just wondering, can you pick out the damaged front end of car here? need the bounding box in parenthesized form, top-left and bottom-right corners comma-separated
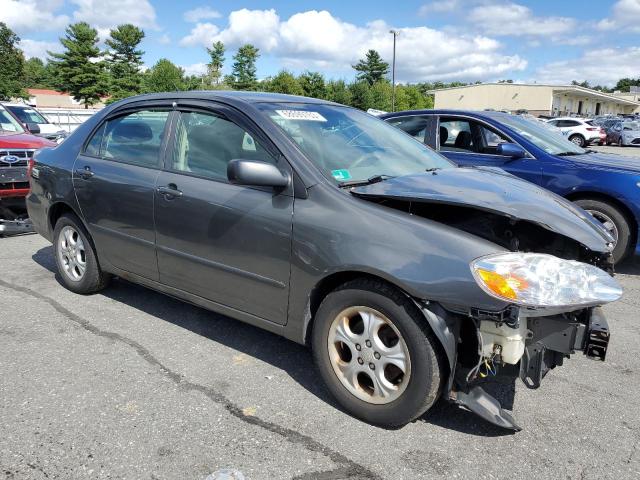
(351, 167, 623, 430)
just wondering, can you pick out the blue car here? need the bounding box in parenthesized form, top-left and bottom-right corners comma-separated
(381, 109, 640, 264)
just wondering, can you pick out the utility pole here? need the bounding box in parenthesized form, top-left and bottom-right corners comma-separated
(390, 29, 399, 112)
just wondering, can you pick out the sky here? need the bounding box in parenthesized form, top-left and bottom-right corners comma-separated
(2, 0, 639, 86)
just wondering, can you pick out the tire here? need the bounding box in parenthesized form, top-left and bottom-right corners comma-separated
(311, 278, 444, 427)
(569, 134, 585, 147)
(574, 199, 632, 264)
(618, 137, 624, 147)
(53, 213, 110, 293)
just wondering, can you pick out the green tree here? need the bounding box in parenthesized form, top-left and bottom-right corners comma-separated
(230, 44, 259, 90)
(24, 57, 47, 88)
(369, 80, 393, 111)
(348, 81, 372, 110)
(0, 22, 26, 100)
(614, 77, 640, 92)
(324, 79, 352, 105)
(207, 40, 225, 85)
(403, 84, 431, 110)
(298, 71, 326, 99)
(49, 22, 109, 107)
(353, 49, 389, 86)
(105, 24, 145, 102)
(265, 70, 303, 95)
(144, 58, 184, 92)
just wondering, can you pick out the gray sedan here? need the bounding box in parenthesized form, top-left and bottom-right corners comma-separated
(26, 92, 622, 430)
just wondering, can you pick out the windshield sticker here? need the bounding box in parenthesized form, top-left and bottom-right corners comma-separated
(242, 132, 257, 151)
(276, 110, 327, 122)
(331, 169, 352, 181)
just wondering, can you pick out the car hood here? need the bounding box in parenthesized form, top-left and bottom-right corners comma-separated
(568, 152, 640, 172)
(351, 166, 613, 253)
(0, 131, 56, 148)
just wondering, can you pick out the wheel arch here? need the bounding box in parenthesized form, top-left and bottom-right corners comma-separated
(48, 202, 96, 249)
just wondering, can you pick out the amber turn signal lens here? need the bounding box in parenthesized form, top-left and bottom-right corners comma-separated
(476, 269, 528, 300)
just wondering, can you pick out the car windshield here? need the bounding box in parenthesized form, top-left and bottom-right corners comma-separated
(256, 103, 454, 183)
(495, 113, 585, 155)
(0, 107, 25, 134)
(8, 106, 48, 124)
(623, 121, 640, 131)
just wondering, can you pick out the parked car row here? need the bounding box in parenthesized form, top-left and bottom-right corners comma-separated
(0, 102, 67, 143)
(25, 92, 623, 431)
(544, 117, 606, 147)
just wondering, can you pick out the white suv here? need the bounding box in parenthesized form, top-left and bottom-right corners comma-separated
(545, 117, 603, 147)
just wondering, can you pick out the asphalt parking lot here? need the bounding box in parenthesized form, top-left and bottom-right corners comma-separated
(592, 144, 640, 157)
(1, 234, 639, 480)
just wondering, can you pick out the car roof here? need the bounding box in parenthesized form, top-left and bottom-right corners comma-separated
(379, 109, 516, 122)
(0, 102, 32, 108)
(115, 90, 337, 106)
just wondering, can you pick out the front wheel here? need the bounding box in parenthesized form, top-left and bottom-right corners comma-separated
(618, 137, 624, 147)
(574, 199, 631, 264)
(312, 279, 444, 427)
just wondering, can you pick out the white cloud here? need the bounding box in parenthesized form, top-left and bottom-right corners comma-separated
(418, 0, 461, 15)
(469, 2, 576, 37)
(71, 0, 159, 31)
(0, 0, 69, 33)
(179, 22, 219, 47)
(178, 8, 526, 82)
(184, 6, 221, 23)
(597, 0, 640, 32)
(158, 34, 171, 45)
(535, 47, 640, 86)
(19, 39, 62, 59)
(181, 62, 208, 76)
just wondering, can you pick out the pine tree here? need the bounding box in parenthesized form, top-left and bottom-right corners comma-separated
(352, 50, 389, 86)
(49, 22, 109, 108)
(0, 22, 26, 100)
(207, 41, 225, 85)
(348, 81, 373, 111)
(266, 70, 303, 95)
(105, 24, 145, 102)
(325, 80, 352, 105)
(24, 58, 47, 88)
(230, 44, 259, 90)
(144, 59, 184, 92)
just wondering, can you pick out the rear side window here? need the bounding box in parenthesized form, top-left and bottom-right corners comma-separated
(386, 116, 428, 142)
(170, 111, 276, 181)
(439, 119, 474, 152)
(84, 110, 170, 168)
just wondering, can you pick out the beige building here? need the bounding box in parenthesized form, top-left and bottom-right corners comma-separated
(612, 87, 640, 113)
(25, 89, 107, 109)
(431, 83, 640, 117)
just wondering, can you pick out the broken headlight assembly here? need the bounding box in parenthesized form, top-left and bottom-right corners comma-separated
(470, 252, 622, 308)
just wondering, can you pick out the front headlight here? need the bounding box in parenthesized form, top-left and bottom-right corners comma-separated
(471, 253, 622, 307)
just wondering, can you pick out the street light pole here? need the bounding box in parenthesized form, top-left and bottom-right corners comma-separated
(390, 29, 399, 112)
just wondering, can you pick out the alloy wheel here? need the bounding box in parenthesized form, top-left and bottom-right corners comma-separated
(57, 225, 87, 281)
(327, 306, 411, 404)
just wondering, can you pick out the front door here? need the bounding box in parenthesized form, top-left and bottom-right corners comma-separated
(437, 116, 542, 185)
(73, 108, 171, 280)
(154, 107, 294, 324)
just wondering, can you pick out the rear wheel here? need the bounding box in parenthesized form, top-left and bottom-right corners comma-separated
(53, 213, 110, 293)
(312, 278, 444, 427)
(574, 199, 631, 264)
(569, 134, 585, 147)
(618, 137, 624, 147)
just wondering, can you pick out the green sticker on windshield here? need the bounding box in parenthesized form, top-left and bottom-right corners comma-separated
(331, 169, 352, 181)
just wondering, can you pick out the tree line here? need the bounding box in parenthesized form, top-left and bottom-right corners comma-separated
(3, 21, 638, 111)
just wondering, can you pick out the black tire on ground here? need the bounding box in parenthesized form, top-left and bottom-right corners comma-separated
(574, 198, 632, 264)
(311, 278, 444, 428)
(569, 134, 585, 147)
(618, 137, 624, 147)
(53, 213, 111, 294)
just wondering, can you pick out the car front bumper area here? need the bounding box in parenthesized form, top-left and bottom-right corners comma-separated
(450, 306, 610, 431)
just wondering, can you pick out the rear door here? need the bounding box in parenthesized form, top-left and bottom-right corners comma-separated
(437, 116, 542, 185)
(154, 104, 294, 324)
(73, 106, 172, 280)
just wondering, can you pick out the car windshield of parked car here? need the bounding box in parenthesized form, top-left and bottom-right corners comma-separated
(257, 103, 454, 183)
(0, 107, 25, 134)
(496, 113, 585, 156)
(9, 106, 48, 125)
(623, 121, 640, 131)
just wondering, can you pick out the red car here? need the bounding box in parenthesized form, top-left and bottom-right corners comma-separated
(1, 105, 55, 235)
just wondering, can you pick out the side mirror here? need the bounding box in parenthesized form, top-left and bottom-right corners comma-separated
(227, 159, 289, 188)
(25, 122, 40, 134)
(495, 142, 526, 159)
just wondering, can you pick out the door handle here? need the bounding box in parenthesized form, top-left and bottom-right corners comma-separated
(75, 167, 94, 179)
(157, 184, 183, 198)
